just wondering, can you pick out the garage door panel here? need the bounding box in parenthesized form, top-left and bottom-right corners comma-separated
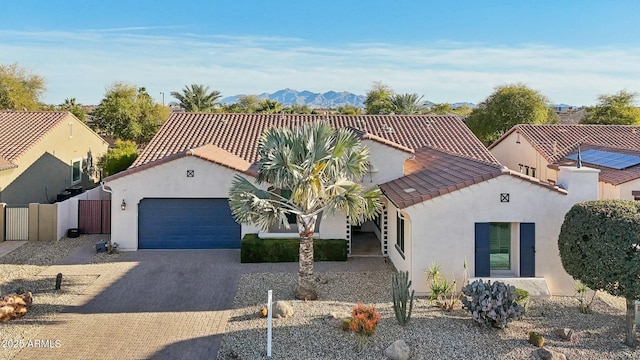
(138, 198, 240, 249)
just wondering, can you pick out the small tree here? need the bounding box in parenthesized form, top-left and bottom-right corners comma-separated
(466, 83, 558, 144)
(581, 90, 640, 125)
(97, 140, 138, 177)
(558, 200, 640, 346)
(0, 63, 46, 110)
(364, 82, 394, 115)
(229, 122, 382, 300)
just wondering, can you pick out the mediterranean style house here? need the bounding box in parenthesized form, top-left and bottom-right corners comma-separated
(489, 124, 640, 200)
(104, 113, 600, 295)
(0, 111, 108, 204)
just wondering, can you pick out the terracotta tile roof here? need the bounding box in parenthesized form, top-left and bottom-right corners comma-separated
(490, 124, 640, 162)
(553, 145, 640, 185)
(133, 113, 495, 167)
(379, 147, 505, 209)
(0, 111, 71, 165)
(105, 144, 257, 182)
(0, 155, 17, 171)
(381, 146, 567, 209)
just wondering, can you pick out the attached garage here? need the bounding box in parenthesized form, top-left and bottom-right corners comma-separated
(138, 198, 240, 249)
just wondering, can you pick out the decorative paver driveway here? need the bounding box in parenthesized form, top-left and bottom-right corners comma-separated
(13, 250, 240, 360)
(12, 248, 386, 359)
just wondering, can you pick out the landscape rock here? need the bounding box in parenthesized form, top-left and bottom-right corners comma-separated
(384, 339, 411, 360)
(531, 348, 567, 360)
(272, 301, 294, 318)
(554, 328, 577, 342)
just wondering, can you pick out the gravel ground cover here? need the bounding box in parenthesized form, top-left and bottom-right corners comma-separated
(0, 237, 100, 360)
(218, 265, 639, 360)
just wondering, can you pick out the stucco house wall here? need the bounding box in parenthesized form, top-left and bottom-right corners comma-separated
(107, 155, 348, 250)
(388, 167, 599, 296)
(359, 139, 408, 185)
(0, 114, 107, 204)
(618, 180, 640, 200)
(489, 132, 554, 182)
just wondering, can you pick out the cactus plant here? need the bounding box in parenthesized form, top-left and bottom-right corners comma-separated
(529, 331, 545, 347)
(392, 271, 415, 325)
(461, 279, 525, 328)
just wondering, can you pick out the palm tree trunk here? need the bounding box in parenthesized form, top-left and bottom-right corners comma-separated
(625, 298, 637, 347)
(295, 216, 318, 300)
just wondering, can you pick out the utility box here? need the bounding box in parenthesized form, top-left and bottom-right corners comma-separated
(95, 240, 107, 253)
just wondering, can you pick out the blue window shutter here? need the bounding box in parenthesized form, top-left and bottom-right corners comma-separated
(474, 223, 490, 277)
(520, 223, 536, 277)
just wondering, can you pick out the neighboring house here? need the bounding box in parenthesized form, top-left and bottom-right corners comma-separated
(0, 111, 108, 204)
(489, 124, 640, 200)
(104, 113, 599, 296)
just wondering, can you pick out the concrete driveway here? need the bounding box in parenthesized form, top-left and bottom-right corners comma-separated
(14, 249, 242, 360)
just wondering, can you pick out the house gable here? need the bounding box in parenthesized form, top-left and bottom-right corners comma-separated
(0, 111, 108, 203)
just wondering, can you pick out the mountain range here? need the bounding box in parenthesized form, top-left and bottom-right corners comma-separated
(220, 88, 476, 109)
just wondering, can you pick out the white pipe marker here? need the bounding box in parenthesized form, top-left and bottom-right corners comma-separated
(267, 289, 273, 357)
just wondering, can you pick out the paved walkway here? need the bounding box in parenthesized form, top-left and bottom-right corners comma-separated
(13, 248, 386, 359)
(0, 240, 27, 258)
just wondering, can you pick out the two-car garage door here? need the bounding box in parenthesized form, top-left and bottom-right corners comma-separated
(138, 198, 240, 249)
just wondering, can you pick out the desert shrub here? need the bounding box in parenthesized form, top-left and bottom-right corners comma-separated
(514, 288, 530, 312)
(348, 302, 380, 352)
(461, 279, 525, 328)
(574, 280, 597, 314)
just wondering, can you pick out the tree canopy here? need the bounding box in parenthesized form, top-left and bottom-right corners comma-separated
(228, 122, 382, 299)
(93, 82, 169, 143)
(466, 84, 558, 144)
(58, 98, 86, 122)
(390, 93, 425, 114)
(558, 200, 640, 346)
(581, 90, 640, 125)
(170, 84, 222, 112)
(97, 139, 138, 177)
(364, 82, 395, 114)
(0, 63, 46, 110)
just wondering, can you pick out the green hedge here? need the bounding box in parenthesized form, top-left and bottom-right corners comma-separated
(241, 234, 348, 263)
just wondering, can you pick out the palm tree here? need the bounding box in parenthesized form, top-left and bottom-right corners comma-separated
(229, 122, 382, 300)
(170, 84, 222, 112)
(390, 93, 426, 114)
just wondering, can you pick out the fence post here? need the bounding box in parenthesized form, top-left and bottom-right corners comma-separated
(0, 203, 5, 242)
(28, 203, 39, 241)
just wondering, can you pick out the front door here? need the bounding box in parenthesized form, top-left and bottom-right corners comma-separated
(519, 223, 535, 277)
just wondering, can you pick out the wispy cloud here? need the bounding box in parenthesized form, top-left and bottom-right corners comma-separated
(0, 29, 638, 105)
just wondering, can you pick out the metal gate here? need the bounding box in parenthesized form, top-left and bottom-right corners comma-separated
(78, 200, 111, 234)
(5, 205, 29, 240)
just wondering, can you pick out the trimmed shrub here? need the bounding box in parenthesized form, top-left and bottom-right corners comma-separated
(461, 279, 525, 328)
(240, 234, 348, 263)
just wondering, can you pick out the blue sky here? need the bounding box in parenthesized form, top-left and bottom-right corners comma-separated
(1, 0, 639, 106)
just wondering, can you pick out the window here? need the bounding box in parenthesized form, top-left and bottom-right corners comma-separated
(396, 214, 405, 255)
(490, 223, 510, 270)
(531, 168, 536, 178)
(71, 159, 82, 184)
(280, 189, 297, 224)
(374, 214, 382, 230)
(518, 164, 524, 173)
(524, 166, 530, 176)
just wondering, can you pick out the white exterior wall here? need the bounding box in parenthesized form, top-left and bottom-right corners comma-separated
(386, 200, 411, 274)
(490, 133, 554, 182)
(359, 139, 409, 185)
(106, 156, 261, 250)
(107, 156, 351, 250)
(618, 180, 640, 200)
(399, 168, 599, 296)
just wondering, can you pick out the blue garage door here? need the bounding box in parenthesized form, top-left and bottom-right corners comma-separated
(138, 198, 240, 249)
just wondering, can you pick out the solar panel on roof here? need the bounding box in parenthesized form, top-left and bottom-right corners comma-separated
(566, 149, 640, 170)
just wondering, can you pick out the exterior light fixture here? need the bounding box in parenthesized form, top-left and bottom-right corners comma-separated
(121, 199, 127, 211)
